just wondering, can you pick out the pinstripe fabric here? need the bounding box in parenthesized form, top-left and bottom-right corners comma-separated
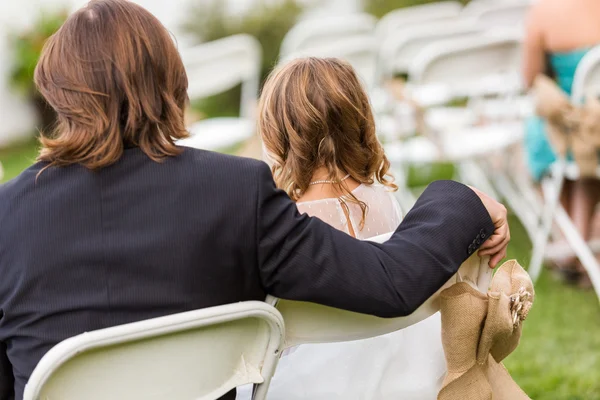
(0, 146, 494, 400)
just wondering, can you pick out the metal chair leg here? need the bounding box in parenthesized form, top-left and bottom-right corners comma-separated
(554, 205, 600, 304)
(529, 163, 566, 281)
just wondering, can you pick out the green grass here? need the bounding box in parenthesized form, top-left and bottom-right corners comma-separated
(0, 138, 39, 183)
(1, 143, 599, 399)
(505, 270, 600, 399)
(0, 138, 246, 184)
(503, 214, 600, 400)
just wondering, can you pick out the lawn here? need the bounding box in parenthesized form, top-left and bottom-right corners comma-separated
(0, 138, 39, 183)
(503, 214, 600, 400)
(1, 140, 599, 399)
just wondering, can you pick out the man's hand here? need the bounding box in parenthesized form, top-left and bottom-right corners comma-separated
(468, 186, 510, 269)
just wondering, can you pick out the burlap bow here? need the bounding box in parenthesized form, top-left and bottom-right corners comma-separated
(438, 259, 534, 400)
(534, 74, 600, 177)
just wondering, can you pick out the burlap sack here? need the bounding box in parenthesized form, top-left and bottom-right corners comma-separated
(533, 74, 600, 177)
(581, 95, 600, 148)
(533, 74, 575, 158)
(438, 260, 534, 400)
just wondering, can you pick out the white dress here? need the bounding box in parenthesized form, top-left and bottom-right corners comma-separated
(237, 184, 446, 400)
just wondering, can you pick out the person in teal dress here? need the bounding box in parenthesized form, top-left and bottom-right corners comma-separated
(523, 0, 600, 287)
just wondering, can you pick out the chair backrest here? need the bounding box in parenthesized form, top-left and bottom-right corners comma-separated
(463, 1, 531, 28)
(24, 302, 284, 400)
(408, 34, 523, 101)
(571, 45, 600, 105)
(279, 13, 377, 59)
(379, 20, 482, 78)
(376, 1, 463, 40)
(181, 34, 262, 119)
(268, 232, 492, 349)
(282, 35, 379, 90)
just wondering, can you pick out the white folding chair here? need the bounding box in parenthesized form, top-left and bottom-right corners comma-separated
(379, 20, 483, 81)
(278, 12, 385, 110)
(385, 35, 536, 242)
(267, 232, 493, 350)
(279, 13, 377, 59)
(528, 46, 600, 302)
(23, 302, 284, 400)
(177, 34, 262, 152)
(385, 34, 525, 167)
(408, 34, 534, 230)
(375, 1, 464, 41)
(408, 34, 523, 103)
(418, 36, 533, 222)
(462, 0, 531, 30)
(376, 21, 484, 142)
(281, 35, 379, 91)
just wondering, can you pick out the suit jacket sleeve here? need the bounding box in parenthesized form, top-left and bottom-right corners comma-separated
(255, 163, 495, 318)
(0, 339, 14, 400)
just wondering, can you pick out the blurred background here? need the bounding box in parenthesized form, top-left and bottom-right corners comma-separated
(0, 1, 599, 399)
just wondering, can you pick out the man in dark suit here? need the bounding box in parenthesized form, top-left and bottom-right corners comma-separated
(0, 1, 509, 399)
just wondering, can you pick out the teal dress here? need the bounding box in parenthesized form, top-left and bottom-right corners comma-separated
(525, 49, 590, 181)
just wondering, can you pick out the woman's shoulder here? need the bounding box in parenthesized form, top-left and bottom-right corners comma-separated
(352, 182, 398, 200)
(297, 182, 396, 204)
(296, 183, 400, 216)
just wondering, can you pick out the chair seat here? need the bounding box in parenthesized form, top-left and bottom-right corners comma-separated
(385, 136, 441, 164)
(425, 107, 477, 132)
(425, 97, 533, 133)
(408, 84, 453, 107)
(471, 95, 534, 120)
(376, 115, 400, 142)
(387, 102, 418, 138)
(179, 117, 255, 151)
(440, 122, 524, 161)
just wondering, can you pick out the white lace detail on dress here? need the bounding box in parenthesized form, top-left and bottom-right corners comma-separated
(296, 184, 403, 239)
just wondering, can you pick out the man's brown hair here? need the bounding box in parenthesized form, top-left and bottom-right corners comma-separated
(34, 0, 189, 170)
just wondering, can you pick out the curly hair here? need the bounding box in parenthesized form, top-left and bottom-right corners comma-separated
(258, 57, 396, 228)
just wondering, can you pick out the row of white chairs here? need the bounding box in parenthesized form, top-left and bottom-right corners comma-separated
(176, 0, 533, 153)
(177, 34, 262, 152)
(280, 0, 530, 83)
(24, 233, 493, 400)
(376, 0, 531, 41)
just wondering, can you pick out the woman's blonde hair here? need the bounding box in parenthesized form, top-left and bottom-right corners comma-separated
(258, 57, 396, 228)
(34, 0, 189, 171)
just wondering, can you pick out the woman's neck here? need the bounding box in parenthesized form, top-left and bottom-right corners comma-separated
(309, 167, 342, 182)
(297, 167, 360, 203)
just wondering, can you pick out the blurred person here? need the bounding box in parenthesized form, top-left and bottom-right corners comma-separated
(0, 1, 510, 399)
(523, 0, 600, 287)
(244, 57, 446, 399)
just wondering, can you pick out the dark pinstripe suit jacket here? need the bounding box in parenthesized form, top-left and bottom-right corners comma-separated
(0, 147, 494, 400)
